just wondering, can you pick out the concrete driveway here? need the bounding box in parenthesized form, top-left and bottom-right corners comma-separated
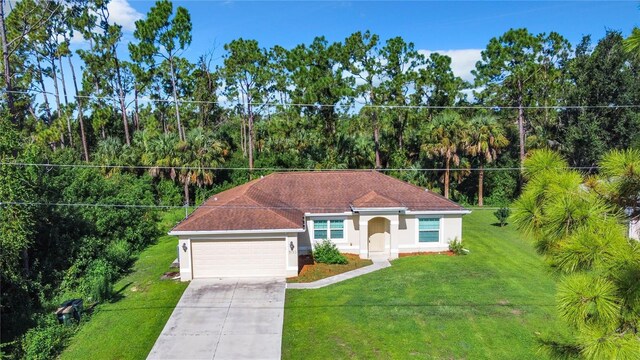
(147, 278, 286, 360)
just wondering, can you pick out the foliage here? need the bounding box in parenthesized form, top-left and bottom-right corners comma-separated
(312, 239, 348, 265)
(493, 207, 511, 227)
(513, 149, 640, 358)
(59, 210, 189, 360)
(156, 179, 183, 206)
(448, 238, 466, 255)
(105, 240, 134, 273)
(21, 319, 76, 360)
(80, 259, 114, 303)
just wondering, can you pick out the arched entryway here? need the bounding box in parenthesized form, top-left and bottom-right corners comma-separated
(368, 217, 390, 255)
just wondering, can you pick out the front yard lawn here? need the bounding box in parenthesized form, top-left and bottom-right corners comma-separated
(282, 210, 570, 359)
(60, 210, 188, 360)
(287, 254, 373, 283)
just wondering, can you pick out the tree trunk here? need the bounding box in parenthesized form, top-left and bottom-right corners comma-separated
(0, 1, 16, 121)
(247, 99, 254, 171)
(373, 113, 381, 169)
(239, 93, 246, 157)
(134, 86, 140, 130)
(58, 55, 73, 146)
(50, 56, 62, 119)
(69, 56, 89, 162)
(517, 79, 525, 164)
(183, 178, 190, 207)
(36, 55, 52, 121)
(370, 89, 381, 169)
(169, 57, 184, 141)
(113, 51, 130, 145)
(58, 56, 69, 106)
(444, 155, 450, 199)
(478, 165, 484, 207)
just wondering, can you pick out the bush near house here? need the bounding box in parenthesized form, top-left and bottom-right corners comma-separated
(313, 239, 348, 264)
(448, 238, 466, 255)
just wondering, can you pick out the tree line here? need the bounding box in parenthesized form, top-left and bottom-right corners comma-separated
(2, 0, 638, 204)
(1, 0, 639, 358)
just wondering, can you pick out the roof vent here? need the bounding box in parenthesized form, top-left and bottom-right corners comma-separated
(214, 197, 218, 201)
(261, 175, 264, 178)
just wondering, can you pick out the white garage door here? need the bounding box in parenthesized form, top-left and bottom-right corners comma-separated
(191, 239, 286, 278)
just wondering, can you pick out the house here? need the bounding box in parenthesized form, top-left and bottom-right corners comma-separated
(169, 171, 470, 280)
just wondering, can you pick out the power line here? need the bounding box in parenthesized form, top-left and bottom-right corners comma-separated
(0, 201, 504, 211)
(5, 90, 640, 110)
(0, 162, 599, 172)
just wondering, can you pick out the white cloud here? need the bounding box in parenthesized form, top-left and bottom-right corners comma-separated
(418, 49, 482, 83)
(107, 0, 143, 32)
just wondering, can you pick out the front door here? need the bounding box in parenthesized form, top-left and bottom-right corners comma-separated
(368, 218, 386, 252)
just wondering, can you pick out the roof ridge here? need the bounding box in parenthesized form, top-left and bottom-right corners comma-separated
(267, 170, 377, 176)
(371, 171, 464, 209)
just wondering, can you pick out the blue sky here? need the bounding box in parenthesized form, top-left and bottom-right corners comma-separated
(112, 0, 639, 81)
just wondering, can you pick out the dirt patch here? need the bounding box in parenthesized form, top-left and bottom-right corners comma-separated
(510, 309, 523, 316)
(298, 254, 315, 273)
(160, 271, 180, 280)
(288, 254, 373, 283)
(399, 251, 455, 257)
(498, 299, 510, 305)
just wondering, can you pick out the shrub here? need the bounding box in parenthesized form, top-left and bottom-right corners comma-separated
(21, 320, 75, 360)
(449, 238, 467, 255)
(105, 239, 133, 273)
(313, 239, 348, 264)
(494, 207, 511, 227)
(81, 259, 114, 303)
(156, 179, 182, 206)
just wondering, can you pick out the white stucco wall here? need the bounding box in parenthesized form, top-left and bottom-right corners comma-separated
(304, 212, 467, 259)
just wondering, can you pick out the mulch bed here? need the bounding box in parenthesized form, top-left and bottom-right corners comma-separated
(399, 251, 455, 257)
(287, 254, 373, 283)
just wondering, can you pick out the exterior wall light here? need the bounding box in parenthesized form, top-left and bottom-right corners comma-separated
(289, 241, 295, 251)
(182, 243, 188, 252)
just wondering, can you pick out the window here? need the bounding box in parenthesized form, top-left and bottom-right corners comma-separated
(314, 220, 344, 240)
(419, 218, 440, 242)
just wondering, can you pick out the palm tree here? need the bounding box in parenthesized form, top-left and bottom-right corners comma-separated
(145, 132, 181, 182)
(466, 115, 509, 206)
(623, 27, 640, 58)
(93, 137, 123, 176)
(421, 111, 468, 199)
(178, 128, 228, 205)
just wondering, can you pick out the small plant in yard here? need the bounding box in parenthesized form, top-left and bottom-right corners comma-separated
(494, 207, 511, 227)
(448, 238, 467, 255)
(313, 239, 347, 264)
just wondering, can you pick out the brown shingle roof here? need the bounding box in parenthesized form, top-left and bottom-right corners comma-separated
(172, 171, 465, 232)
(351, 191, 404, 208)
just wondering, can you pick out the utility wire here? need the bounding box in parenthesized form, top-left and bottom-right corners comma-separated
(4, 90, 640, 110)
(0, 162, 598, 172)
(0, 201, 504, 211)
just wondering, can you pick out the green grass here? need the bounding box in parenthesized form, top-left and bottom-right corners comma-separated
(282, 211, 570, 359)
(60, 210, 188, 360)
